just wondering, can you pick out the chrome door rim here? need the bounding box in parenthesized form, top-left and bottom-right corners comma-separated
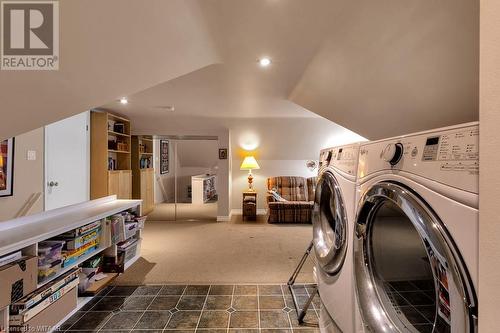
(354, 181, 477, 333)
(312, 170, 348, 276)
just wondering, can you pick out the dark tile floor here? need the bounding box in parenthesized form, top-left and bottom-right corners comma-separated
(385, 280, 436, 333)
(60, 284, 320, 333)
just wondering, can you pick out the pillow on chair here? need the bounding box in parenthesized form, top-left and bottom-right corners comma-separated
(268, 188, 287, 202)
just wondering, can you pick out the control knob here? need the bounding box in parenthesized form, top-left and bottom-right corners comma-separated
(381, 143, 404, 166)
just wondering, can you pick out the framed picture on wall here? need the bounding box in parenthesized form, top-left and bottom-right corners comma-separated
(160, 139, 169, 174)
(219, 148, 227, 160)
(0, 138, 14, 197)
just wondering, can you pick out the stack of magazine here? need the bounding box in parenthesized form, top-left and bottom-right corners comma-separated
(9, 267, 81, 326)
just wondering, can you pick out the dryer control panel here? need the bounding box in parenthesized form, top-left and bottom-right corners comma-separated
(358, 123, 478, 194)
(319, 143, 360, 177)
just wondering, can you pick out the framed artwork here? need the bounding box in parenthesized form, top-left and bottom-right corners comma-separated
(219, 148, 227, 160)
(160, 139, 169, 174)
(0, 138, 14, 197)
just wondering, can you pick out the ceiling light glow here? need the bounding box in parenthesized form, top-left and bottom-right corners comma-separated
(259, 57, 271, 67)
(119, 97, 128, 105)
(239, 131, 260, 151)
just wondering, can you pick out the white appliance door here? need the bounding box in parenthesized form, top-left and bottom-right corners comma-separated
(45, 112, 90, 210)
(313, 170, 348, 275)
(354, 182, 477, 333)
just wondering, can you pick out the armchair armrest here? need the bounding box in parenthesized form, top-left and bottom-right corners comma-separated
(266, 194, 277, 203)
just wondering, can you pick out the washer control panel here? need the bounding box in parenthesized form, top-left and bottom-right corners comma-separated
(358, 124, 478, 193)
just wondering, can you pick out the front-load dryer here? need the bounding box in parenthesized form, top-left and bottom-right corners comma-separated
(354, 122, 478, 333)
(314, 143, 362, 333)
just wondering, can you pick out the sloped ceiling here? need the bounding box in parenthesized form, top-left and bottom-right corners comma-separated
(103, 0, 478, 140)
(101, 0, 338, 123)
(0, 0, 219, 140)
(1, 0, 478, 140)
(176, 140, 218, 168)
(290, 0, 479, 139)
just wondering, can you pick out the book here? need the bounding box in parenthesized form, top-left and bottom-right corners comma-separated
(110, 215, 126, 244)
(64, 227, 101, 250)
(62, 240, 99, 267)
(0, 250, 22, 267)
(10, 267, 81, 314)
(63, 246, 98, 267)
(58, 220, 102, 238)
(9, 278, 79, 325)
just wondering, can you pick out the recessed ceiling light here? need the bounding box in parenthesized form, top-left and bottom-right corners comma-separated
(259, 57, 272, 67)
(119, 97, 128, 105)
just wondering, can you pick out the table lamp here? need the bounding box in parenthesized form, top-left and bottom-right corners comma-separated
(240, 156, 260, 191)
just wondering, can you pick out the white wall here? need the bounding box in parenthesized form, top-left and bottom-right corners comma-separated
(229, 117, 365, 211)
(479, 1, 500, 331)
(0, 128, 44, 221)
(232, 159, 317, 210)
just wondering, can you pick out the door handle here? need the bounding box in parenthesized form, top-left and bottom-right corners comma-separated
(48, 181, 59, 187)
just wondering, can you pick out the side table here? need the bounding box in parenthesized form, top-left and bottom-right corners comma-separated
(242, 191, 257, 220)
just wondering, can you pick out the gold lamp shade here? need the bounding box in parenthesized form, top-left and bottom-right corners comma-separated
(240, 156, 260, 190)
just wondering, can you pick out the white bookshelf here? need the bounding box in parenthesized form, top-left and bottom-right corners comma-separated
(0, 195, 143, 333)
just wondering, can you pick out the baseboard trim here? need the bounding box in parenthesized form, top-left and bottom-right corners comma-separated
(217, 210, 233, 222)
(217, 215, 231, 222)
(230, 209, 268, 216)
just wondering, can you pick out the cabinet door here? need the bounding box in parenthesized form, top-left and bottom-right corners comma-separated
(140, 169, 154, 213)
(118, 171, 132, 199)
(108, 171, 120, 198)
(146, 169, 154, 212)
(140, 170, 147, 202)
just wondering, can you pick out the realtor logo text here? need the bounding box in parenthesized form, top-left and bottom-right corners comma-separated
(1, 0, 59, 70)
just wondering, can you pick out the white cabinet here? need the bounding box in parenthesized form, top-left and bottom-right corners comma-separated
(191, 174, 217, 204)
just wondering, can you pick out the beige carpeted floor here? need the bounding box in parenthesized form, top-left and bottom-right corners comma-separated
(114, 214, 315, 285)
(147, 202, 218, 222)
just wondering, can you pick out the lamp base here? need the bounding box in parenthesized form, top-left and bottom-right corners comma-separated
(247, 171, 254, 191)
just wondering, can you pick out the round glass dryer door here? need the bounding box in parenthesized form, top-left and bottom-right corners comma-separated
(313, 170, 348, 276)
(354, 182, 477, 333)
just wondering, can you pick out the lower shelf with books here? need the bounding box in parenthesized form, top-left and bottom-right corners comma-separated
(0, 196, 145, 333)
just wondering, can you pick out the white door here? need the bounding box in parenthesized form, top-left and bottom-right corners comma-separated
(45, 112, 90, 210)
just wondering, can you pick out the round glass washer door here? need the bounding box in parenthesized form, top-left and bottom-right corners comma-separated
(354, 182, 477, 333)
(312, 170, 348, 276)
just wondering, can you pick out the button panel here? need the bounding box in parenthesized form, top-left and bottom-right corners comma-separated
(358, 123, 479, 194)
(422, 127, 479, 162)
(319, 144, 360, 176)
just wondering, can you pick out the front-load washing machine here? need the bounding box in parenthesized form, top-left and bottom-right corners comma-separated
(354, 122, 478, 333)
(314, 143, 362, 333)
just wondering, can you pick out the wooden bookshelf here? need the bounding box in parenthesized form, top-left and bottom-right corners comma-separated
(131, 136, 154, 214)
(91, 111, 132, 199)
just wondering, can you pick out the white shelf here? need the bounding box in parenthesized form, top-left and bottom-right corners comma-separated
(0, 195, 144, 332)
(0, 196, 142, 257)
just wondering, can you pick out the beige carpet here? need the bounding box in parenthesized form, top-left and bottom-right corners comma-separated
(147, 202, 218, 222)
(114, 215, 315, 285)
